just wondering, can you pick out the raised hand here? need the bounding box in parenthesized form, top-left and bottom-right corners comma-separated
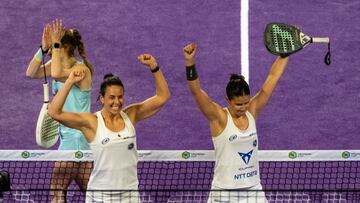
(137, 54, 158, 70)
(183, 43, 197, 66)
(68, 69, 86, 84)
(50, 19, 64, 44)
(42, 24, 51, 52)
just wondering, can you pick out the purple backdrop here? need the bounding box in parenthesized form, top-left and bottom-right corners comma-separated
(0, 0, 359, 150)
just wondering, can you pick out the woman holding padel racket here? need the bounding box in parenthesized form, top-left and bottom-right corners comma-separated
(183, 42, 290, 203)
(26, 19, 94, 202)
(182, 22, 329, 203)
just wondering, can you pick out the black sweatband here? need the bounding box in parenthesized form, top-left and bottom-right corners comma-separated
(151, 66, 160, 73)
(186, 64, 198, 81)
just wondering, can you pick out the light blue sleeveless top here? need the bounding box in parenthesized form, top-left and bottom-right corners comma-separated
(52, 61, 91, 150)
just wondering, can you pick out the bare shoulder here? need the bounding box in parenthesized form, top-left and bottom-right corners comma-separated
(122, 104, 138, 120)
(82, 112, 98, 122)
(247, 97, 257, 119)
(72, 63, 90, 72)
(214, 106, 228, 125)
(82, 112, 98, 129)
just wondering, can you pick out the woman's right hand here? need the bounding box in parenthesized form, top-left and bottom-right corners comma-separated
(41, 24, 51, 52)
(67, 69, 86, 84)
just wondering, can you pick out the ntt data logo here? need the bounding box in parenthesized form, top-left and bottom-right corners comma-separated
(21, 151, 30, 159)
(182, 151, 191, 159)
(75, 151, 84, 159)
(288, 151, 297, 159)
(342, 151, 350, 159)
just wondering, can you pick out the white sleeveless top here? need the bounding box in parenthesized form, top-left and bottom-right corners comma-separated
(211, 109, 260, 189)
(87, 111, 138, 190)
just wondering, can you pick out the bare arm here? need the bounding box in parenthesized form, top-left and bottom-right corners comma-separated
(51, 44, 91, 88)
(124, 54, 170, 124)
(26, 59, 52, 78)
(249, 56, 289, 119)
(49, 19, 92, 89)
(50, 50, 91, 88)
(26, 24, 52, 79)
(183, 43, 225, 123)
(49, 19, 68, 80)
(48, 70, 96, 140)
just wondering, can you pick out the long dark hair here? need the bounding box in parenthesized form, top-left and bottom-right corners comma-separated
(61, 29, 94, 76)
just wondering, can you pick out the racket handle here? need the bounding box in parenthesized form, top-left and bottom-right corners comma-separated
(43, 83, 49, 103)
(312, 37, 330, 43)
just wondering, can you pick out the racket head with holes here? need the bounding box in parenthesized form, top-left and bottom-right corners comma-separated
(264, 22, 311, 56)
(36, 83, 60, 149)
(36, 103, 60, 148)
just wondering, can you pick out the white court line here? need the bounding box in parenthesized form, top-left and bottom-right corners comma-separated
(240, 0, 249, 84)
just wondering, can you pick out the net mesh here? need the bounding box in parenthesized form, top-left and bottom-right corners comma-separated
(0, 150, 359, 202)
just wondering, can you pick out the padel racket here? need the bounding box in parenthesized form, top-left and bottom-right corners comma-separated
(264, 22, 331, 65)
(35, 49, 60, 148)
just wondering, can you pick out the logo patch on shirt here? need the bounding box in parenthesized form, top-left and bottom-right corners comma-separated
(101, 138, 110, 145)
(253, 139, 257, 147)
(238, 150, 253, 165)
(128, 143, 134, 150)
(229, 134, 238, 142)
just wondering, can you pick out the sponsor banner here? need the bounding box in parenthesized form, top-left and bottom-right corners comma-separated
(1, 150, 360, 161)
(138, 150, 215, 161)
(259, 150, 360, 161)
(0, 150, 93, 161)
(0, 150, 215, 161)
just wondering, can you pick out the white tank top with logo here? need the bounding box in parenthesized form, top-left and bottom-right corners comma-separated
(211, 108, 260, 189)
(87, 111, 138, 190)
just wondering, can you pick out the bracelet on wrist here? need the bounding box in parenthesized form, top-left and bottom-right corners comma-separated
(34, 48, 43, 62)
(151, 66, 160, 73)
(186, 64, 198, 81)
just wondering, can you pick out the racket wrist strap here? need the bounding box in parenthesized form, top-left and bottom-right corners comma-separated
(324, 42, 331, 65)
(186, 64, 198, 81)
(40, 45, 49, 55)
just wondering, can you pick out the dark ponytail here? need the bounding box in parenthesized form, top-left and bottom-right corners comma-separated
(98, 73, 124, 99)
(61, 29, 94, 76)
(226, 74, 250, 99)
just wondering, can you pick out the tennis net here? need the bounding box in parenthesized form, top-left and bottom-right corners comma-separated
(0, 150, 359, 202)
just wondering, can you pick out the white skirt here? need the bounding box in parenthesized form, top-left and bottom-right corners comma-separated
(207, 184, 268, 203)
(86, 190, 141, 203)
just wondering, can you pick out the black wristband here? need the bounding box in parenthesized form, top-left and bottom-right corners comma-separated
(186, 64, 198, 81)
(151, 66, 160, 73)
(40, 45, 49, 55)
